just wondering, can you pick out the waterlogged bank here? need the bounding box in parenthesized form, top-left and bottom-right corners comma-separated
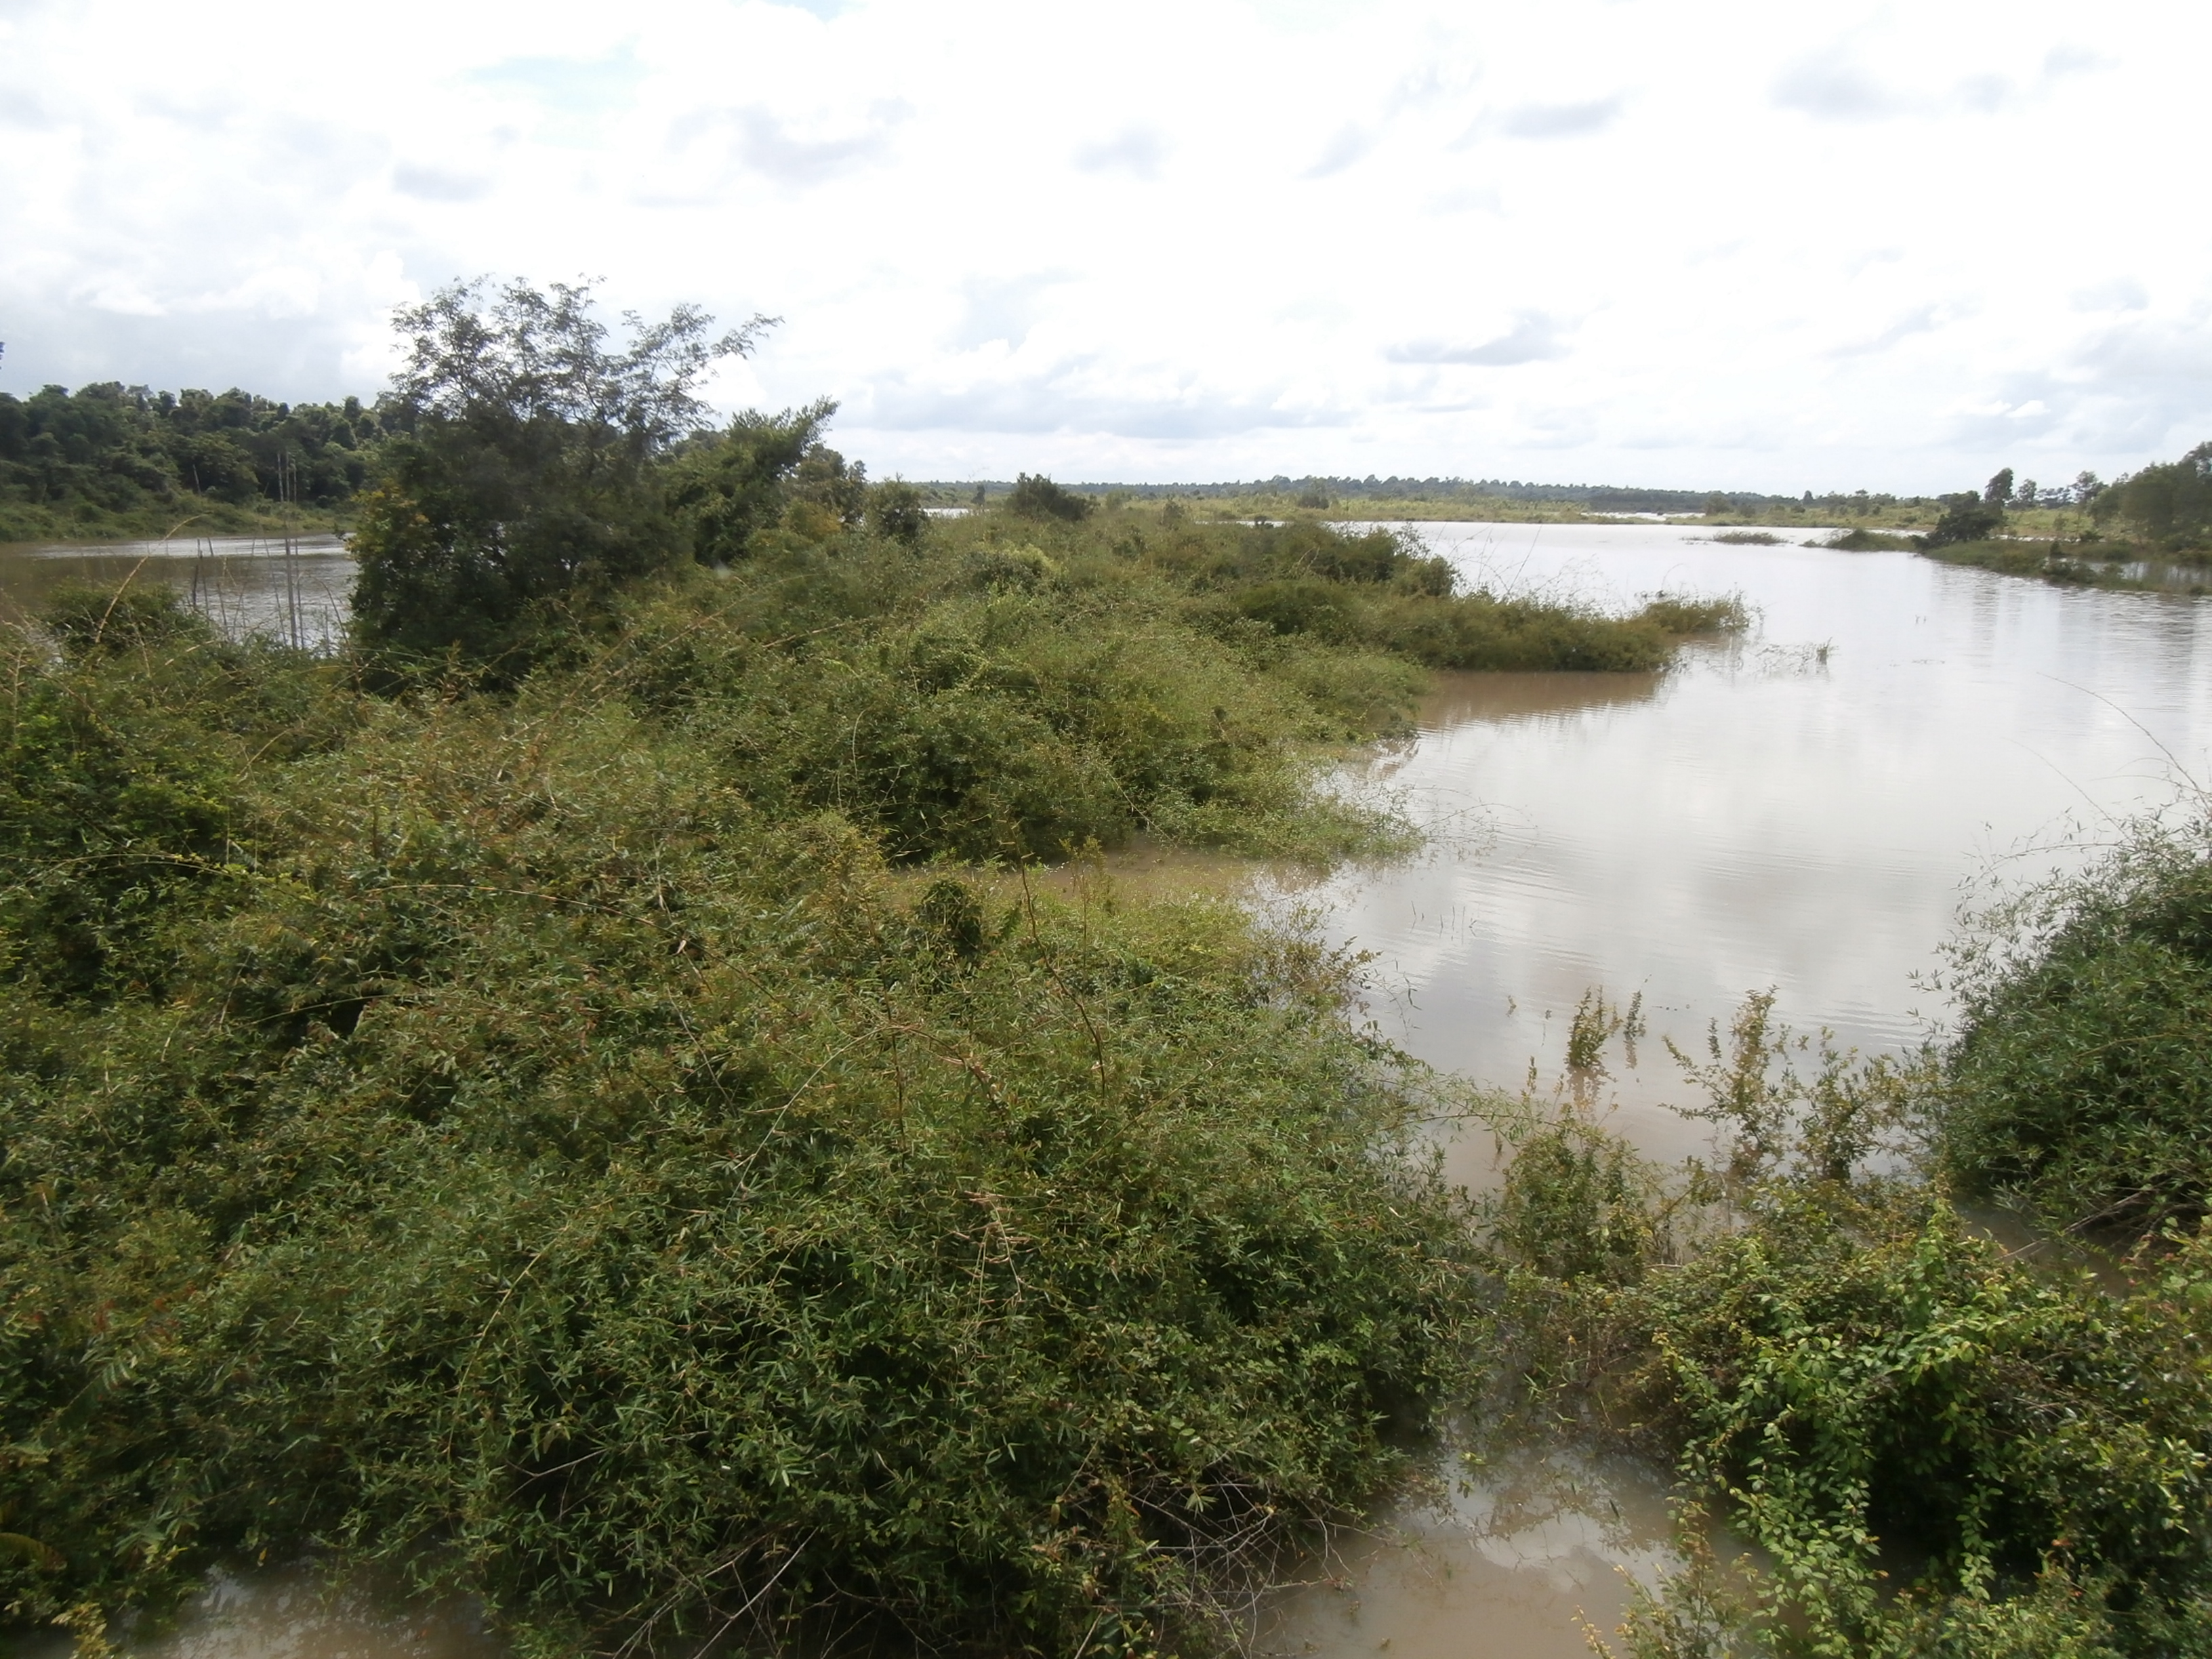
(1319, 522, 2212, 1136)
(1919, 534, 2212, 592)
(1255, 521, 2212, 1659)
(9, 1569, 500, 1659)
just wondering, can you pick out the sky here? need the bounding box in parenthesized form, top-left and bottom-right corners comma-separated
(0, 0, 2205, 493)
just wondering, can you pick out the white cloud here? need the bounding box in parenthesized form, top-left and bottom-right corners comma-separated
(1072, 125, 1170, 180)
(393, 164, 493, 204)
(1498, 97, 1622, 140)
(1303, 124, 1376, 179)
(1387, 312, 1572, 367)
(0, 0, 2203, 492)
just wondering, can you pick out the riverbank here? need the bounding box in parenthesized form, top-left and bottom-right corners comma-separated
(6, 516, 2212, 1657)
(1921, 534, 2212, 592)
(1263, 523, 2212, 1655)
(0, 496, 352, 545)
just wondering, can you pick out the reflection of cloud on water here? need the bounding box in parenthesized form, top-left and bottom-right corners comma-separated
(1261, 1443, 1692, 1659)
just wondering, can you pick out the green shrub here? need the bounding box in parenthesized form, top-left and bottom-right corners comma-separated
(1606, 1196, 2212, 1658)
(0, 666, 1481, 1657)
(1635, 592, 1750, 636)
(0, 480, 1706, 1658)
(865, 478, 928, 545)
(1006, 473, 1094, 522)
(1926, 495, 2006, 548)
(2093, 441, 2212, 552)
(0, 588, 344, 999)
(1496, 993, 2212, 1658)
(1823, 527, 1921, 552)
(1938, 813, 2212, 1236)
(349, 280, 762, 668)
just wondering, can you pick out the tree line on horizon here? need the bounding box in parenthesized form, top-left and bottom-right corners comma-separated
(3, 349, 2206, 552)
(1921, 454, 2212, 554)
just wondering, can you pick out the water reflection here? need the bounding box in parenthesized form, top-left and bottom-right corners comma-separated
(1271, 523, 2212, 1659)
(1413, 669, 1664, 730)
(1259, 1447, 1683, 1659)
(12, 1568, 499, 1659)
(0, 535, 354, 649)
(1320, 525, 2212, 1175)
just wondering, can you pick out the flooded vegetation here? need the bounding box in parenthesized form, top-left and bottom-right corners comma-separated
(5, 282, 2212, 1659)
(0, 286, 1757, 1659)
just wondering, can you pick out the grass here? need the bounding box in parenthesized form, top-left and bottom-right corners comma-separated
(1206, 493, 1599, 525)
(1914, 536, 2212, 592)
(1820, 527, 1921, 552)
(1918, 537, 2140, 588)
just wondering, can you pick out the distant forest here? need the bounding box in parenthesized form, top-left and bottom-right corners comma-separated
(1, 377, 2199, 546)
(927, 475, 1933, 516)
(0, 380, 400, 536)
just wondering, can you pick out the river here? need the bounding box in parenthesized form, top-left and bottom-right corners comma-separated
(4, 523, 2208, 1658)
(1140, 521, 2212, 1656)
(1321, 523, 2212, 1176)
(0, 533, 354, 649)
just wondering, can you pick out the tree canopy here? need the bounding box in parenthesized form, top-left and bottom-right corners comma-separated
(2094, 441, 2212, 550)
(0, 382, 388, 531)
(347, 279, 772, 665)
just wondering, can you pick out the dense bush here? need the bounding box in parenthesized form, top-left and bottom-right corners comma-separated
(1608, 1195, 2212, 1657)
(1925, 494, 2005, 548)
(1006, 472, 1094, 523)
(0, 380, 388, 537)
(865, 478, 928, 544)
(0, 587, 348, 1000)
(0, 600, 1483, 1657)
(1938, 812, 2212, 1236)
(348, 280, 766, 666)
(0, 285, 1751, 1657)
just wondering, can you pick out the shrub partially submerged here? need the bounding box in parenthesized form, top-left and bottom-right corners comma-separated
(0, 290, 1738, 1655)
(1938, 809, 2212, 1237)
(1487, 988, 2212, 1658)
(578, 506, 1725, 864)
(1603, 1195, 2212, 1658)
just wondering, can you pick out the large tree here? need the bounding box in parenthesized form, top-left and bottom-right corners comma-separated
(350, 279, 771, 665)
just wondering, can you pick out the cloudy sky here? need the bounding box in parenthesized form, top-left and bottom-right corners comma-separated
(1, 0, 2204, 491)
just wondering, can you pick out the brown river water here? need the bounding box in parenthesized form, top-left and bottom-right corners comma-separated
(3, 523, 2209, 1658)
